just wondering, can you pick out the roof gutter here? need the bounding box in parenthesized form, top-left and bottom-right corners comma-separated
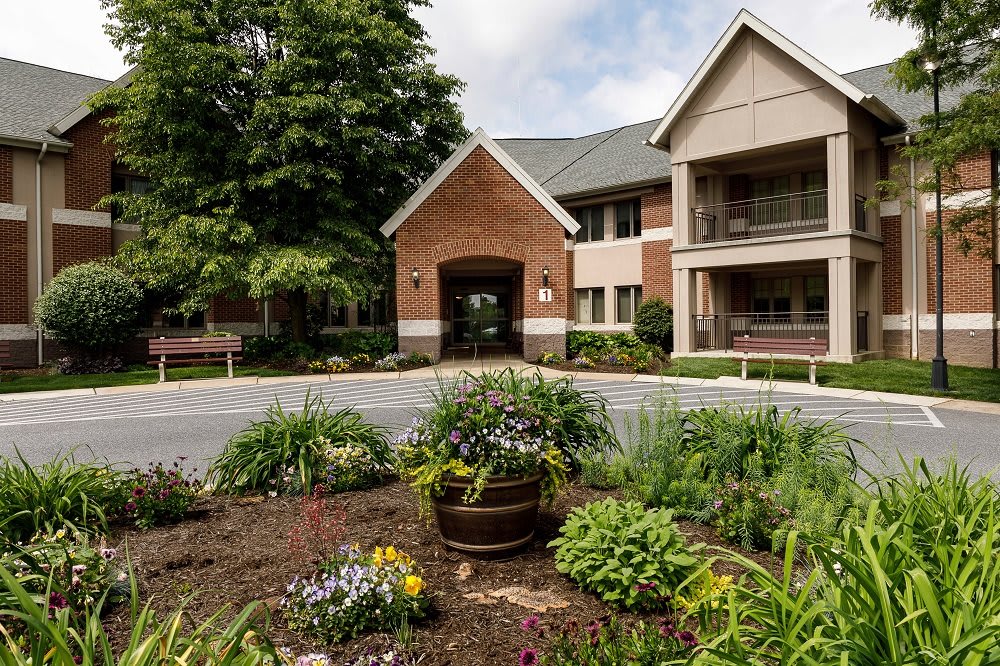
(35, 141, 48, 367)
(0, 133, 72, 152)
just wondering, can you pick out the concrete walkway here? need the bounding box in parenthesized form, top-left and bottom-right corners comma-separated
(0, 361, 996, 416)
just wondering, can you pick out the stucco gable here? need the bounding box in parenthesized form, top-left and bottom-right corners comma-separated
(380, 128, 580, 237)
(647, 10, 903, 150)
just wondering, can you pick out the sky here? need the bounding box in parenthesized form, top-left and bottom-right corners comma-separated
(0, 1, 918, 138)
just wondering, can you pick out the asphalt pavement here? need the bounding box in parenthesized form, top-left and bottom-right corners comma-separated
(0, 375, 994, 479)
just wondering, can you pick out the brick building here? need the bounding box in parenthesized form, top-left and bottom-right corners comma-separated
(385, 11, 999, 368)
(2, 10, 997, 368)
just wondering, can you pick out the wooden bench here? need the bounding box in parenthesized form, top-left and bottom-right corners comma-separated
(0, 341, 10, 382)
(732, 336, 828, 385)
(148, 336, 242, 382)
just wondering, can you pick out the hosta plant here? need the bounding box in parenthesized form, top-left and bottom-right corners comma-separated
(549, 497, 704, 609)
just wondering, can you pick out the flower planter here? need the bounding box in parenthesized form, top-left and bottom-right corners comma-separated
(432, 472, 544, 558)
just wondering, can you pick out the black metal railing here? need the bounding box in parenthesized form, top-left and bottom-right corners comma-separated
(856, 310, 869, 352)
(691, 190, 828, 243)
(694, 312, 830, 351)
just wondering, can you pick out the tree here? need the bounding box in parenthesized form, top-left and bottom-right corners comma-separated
(94, 0, 466, 341)
(33, 262, 143, 352)
(870, 0, 1000, 256)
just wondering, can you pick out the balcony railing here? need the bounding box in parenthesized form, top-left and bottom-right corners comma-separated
(692, 190, 828, 243)
(694, 312, 830, 352)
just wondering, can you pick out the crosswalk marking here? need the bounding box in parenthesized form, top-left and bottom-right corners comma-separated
(0, 377, 942, 428)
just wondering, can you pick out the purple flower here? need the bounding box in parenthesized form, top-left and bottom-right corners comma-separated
(518, 648, 539, 666)
(713, 500, 724, 510)
(450, 430, 461, 443)
(677, 630, 699, 647)
(520, 614, 540, 632)
(100, 548, 117, 560)
(48, 591, 68, 610)
(132, 486, 146, 498)
(634, 581, 656, 592)
(459, 443, 470, 457)
(124, 501, 137, 512)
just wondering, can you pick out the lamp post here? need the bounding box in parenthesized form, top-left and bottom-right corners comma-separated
(924, 56, 949, 391)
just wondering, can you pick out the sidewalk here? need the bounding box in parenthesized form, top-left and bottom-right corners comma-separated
(0, 363, 997, 416)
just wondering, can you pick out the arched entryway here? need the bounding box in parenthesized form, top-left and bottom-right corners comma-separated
(440, 257, 524, 354)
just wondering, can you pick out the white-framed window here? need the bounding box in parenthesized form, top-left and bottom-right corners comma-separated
(575, 288, 605, 324)
(615, 200, 642, 239)
(575, 205, 605, 243)
(163, 311, 206, 328)
(615, 286, 642, 324)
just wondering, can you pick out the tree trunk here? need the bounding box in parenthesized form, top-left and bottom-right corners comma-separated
(287, 287, 309, 343)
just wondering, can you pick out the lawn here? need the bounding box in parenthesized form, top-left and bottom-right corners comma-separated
(0, 364, 297, 394)
(665, 356, 1000, 403)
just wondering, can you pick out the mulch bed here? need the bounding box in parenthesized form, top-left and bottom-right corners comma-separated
(105, 481, 774, 665)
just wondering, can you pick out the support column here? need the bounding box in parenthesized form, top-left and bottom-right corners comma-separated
(671, 162, 695, 247)
(828, 257, 857, 358)
(673, 268, 698, 352)
(827, 133, 855, 231)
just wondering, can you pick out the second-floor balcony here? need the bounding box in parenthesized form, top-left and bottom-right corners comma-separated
(692, 190, 829, 243)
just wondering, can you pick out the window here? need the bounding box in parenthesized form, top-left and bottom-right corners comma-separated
(751, 278, 791, 318)
(329, 302, 347, 327)
(749, 175, 790, 225)
(575, 288, 605, 324)
(615, 200, 641, 239)
(575, 205, 605, 243)
(805, 276, 827, 315)
(357, 293, 389, 327)
(615, 286, 642, 324)
(164, 311, 205, 328)
(111, 171, 152, 222)
(803, 170, 828, 220)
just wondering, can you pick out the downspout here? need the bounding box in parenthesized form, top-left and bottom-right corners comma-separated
(35, 142, 48, 367)
(906, 135, 919, 359)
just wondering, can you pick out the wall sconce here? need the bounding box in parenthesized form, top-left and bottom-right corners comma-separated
(542, 265, 550, 287)
(411, 267, 420, 288)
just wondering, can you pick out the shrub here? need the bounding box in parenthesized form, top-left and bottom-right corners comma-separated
(33, 262, 143, 353)
(320, 331, 397, 358)
(117, 459, 201, 529)
(632, 296, 673, 352)
(0, 450, 122, 543)
(702, 458, 1000, 664)
(375, 352, 407, 371)
(56, 355, 126, 375)
(566, 331, 643, 358)
(208, 393, 393, 496)
(521, 614, 700, 665)
(549, 497, 703, 609)
(282, 543, 429, 642)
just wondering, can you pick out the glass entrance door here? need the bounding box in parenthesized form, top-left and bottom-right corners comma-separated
(452, 288, 510, 344)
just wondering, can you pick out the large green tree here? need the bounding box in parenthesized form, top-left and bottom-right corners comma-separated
(870, 0, 999, 255)
(95, 0, 465, 340)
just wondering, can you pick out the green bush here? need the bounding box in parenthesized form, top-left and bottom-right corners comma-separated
(243, 336, 318, 362)
(566, 331, 643, 358)
(701, 458, 1000, 664)
(320, 330, 397, 358)
(117, 460, 201, 529)
(0, 450, 122, 543)
(33, 262, 143, 353)
(632, 296, 673, 352)
(524, 614, 700, 664)
(549, 497, 704, 609)
(207, 393, 393, 496)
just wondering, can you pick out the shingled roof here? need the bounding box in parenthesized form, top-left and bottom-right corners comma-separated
(497, 59, 969, 200)
(0, 58, 109, 147)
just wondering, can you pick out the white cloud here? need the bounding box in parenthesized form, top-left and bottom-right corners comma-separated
(0, 0, 918, 138)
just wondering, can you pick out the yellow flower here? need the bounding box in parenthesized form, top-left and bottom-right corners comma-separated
(403, 575, 424, 596)
(55, 529, 65, 539)
(385, 546, 398, 563)
(398, 552, 412, 566)
(373, 547, 384, 568)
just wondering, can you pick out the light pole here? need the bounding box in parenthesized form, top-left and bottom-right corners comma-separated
(924, 56, 949, 391)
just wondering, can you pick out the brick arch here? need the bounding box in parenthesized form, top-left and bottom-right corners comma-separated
(431, 239, 529, 267)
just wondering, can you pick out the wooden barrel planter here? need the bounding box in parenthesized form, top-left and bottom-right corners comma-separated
(432, 472, 543, 558)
